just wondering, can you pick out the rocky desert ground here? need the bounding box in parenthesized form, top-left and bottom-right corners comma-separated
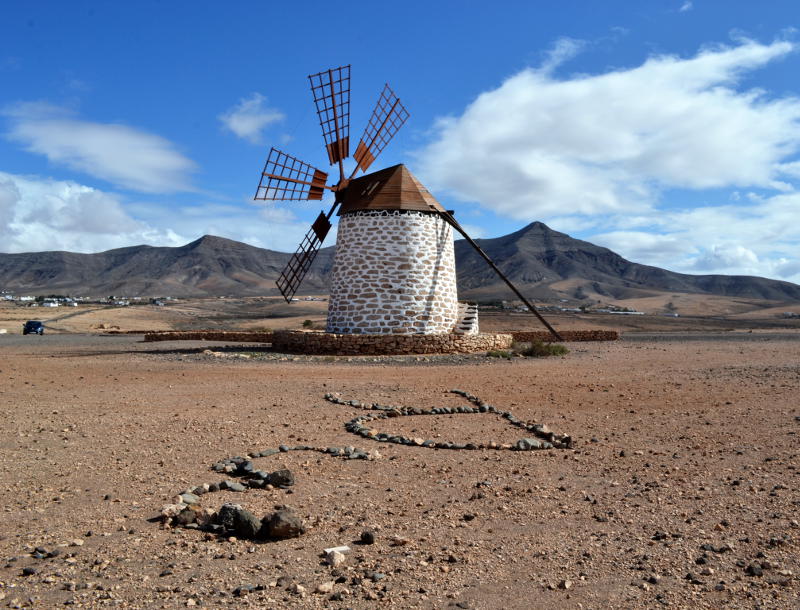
(0, 300, 799, 608)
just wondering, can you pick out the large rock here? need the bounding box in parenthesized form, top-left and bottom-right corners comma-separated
(262, 509, 305, 539)
(216, 503, 263, 539)
(516, 438, 542, 451)
(234, 509, 263, 539)
(175, 507, 200, 527)
(217, 503, 243, 531)
(267, 469, 295, 488)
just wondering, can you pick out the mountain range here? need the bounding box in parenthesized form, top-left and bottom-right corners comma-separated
(1, 222, 798, 303)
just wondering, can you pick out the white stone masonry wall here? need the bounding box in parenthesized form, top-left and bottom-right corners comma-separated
(326, 210, 459, 334)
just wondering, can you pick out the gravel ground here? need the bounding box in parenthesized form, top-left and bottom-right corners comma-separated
(0, 333, 798, 608)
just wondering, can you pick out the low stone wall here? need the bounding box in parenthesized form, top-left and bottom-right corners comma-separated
(142, 329, 616, 345)
(272, 330, 512, 355)
(144, 331, 274, 343)
(511, 330, 619, 342)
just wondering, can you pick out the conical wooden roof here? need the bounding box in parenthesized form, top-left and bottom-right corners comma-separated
(337, 164, 445, 215)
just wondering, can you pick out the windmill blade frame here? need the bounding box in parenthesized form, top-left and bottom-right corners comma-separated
(352, 84, 409, 176)
(255, 65, 413, 304)
(275, 211, 333, 303)
(255, 147, 329, 201)
(309, 65, 351, 173)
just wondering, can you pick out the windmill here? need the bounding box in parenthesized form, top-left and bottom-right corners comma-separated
(255, 65, 562, 341)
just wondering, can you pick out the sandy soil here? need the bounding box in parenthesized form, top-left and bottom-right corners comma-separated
(0, 331, 798, 609)
(0, 299, 330, 335)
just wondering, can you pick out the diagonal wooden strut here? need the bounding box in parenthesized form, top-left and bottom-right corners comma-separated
(440, 211, 563, 342)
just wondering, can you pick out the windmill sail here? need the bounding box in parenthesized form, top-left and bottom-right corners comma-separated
(255, 148, 329, 201)
(275, 212, 332, 303)
(309, 65, 351, 167)
(255, 66, 415, 304)
(353, 84, 409, 174)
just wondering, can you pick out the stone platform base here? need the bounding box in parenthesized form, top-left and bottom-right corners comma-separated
(272, 330, 512, 356)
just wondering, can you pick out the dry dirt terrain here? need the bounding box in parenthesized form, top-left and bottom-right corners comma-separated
(3, 293, 799, 337)
(1, 325, 798, 609)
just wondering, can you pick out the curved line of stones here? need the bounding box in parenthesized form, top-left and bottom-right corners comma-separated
(164, 390, 573, 529)
(171, 444, 377, 514)
(329, 389, 574, 451)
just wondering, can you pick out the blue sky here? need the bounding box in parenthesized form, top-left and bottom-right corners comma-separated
(1, 1, 799, 284)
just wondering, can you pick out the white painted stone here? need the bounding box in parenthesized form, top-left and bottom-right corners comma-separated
(326, 210, 459, 334)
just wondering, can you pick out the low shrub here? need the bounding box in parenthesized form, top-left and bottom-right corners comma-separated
(486, 349, 513, 359)
(512, 339, 569, 358)
(301, 319, 315, 329)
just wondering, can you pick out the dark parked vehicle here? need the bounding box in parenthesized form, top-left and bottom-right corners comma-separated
(22, 320, 44, 335)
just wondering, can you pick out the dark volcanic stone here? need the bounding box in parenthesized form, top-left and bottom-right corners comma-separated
(745, 563, 763, 577)
(237, 461, 255, 475)
(267, 469, 295, 488)
(262, 509, 305, 539)
(516, 438, 542, 451)
(233, 584, 254, 597)
(360, 530, 376, 545)
(218, 503, 242, 531)
(175, 507, 198, 527)
(233, 507, 263, 539)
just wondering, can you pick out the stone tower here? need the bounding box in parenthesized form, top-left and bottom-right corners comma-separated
(326, 165, 459, 334)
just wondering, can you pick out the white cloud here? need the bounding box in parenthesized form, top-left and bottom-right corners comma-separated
(692, 244, 759, 272)
(0, 172, 186, 253)
(679, 1, 693, 13)
(458, 223, 487, 239)
(0, 171, 323, 255)
(777, 259, 800, 278)
(416, 39, 800, 221)
(219, 93, 284, 144)
(416, 37, 800, 284)
(591, 230, 696, 265)
(3, 102, 196, 193)
(588, 190, 800, 283)
(125, 197, 325, 254)
(539, 37, 586, 74)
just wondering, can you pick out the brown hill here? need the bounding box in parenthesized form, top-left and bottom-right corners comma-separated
(1, 223, 798, 303)
(454, 222, 800, 302)
(0, 235, 333, 297)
